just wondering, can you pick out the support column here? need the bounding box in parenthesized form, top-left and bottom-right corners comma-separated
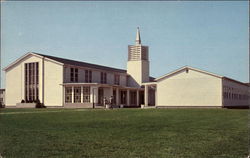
(71, 86, 74, 103)
(27, 63, 29, 101)
(127, 89, 130, 106)
(34, 63, 37, 101)
(91, 86, 98, 105)
(95, 87, 99, 106)
(154, 86, 157, 106)
(63, 86, 65, 105)
(80, 86, 83, 103)
(110, 87, 113, 104)
(42, 57, 45, 104)
(144, 85, 148, 106)
(116, 88, 119, 105)
(136, 90, 139, 106)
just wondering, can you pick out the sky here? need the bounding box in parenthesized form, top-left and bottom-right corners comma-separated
(1, 1, 249, 88)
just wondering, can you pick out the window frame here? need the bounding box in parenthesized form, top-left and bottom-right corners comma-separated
(114, 74, 120, 85)
(101, 72, 107, 84)
(85, 70, 92, 83)
(70, 67, 78, 82)
(65, 87, 72, 103)
(82, 86, 90, 103)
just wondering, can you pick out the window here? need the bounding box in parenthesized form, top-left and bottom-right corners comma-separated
(114, 74, 120, 85)
(36, 62, 39, 84)
(85, 70, 92, 83)
(65, 87, 72, 103)
(70, 68, 74, 82)
(25, 62, 39, 102)
(223, 92, 226, 99)
(101, 72, 107, 84)
(126, 76, 129, 87)
(75, 69, 78, 82)
(74, 87, 81, 103)
(70, 68, 78, 82)
(83, 86, 90, 103)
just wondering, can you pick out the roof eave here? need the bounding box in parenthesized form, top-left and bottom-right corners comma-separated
(3, 52, 64, 72)
(155, 66, 223, 82)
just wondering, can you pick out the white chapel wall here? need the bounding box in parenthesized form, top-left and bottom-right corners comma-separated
(5, 55, 43, 106)
(43, 59, 63, 106)
(156, 69, 222, 107)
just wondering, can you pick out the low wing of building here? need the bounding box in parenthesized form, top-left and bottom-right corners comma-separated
(144, 66, 249, 108)
(0, 89, 5, 106)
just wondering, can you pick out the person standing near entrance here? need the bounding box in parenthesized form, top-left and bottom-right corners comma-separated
(109, 96, 113, 109)
(104, 97, 109, 109)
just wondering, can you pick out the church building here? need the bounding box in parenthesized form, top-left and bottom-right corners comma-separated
(3, 28, 249, 108)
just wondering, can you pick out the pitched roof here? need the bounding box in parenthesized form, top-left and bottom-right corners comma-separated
(155, 66, 223, 81)
(154, 66, 248, 86)
(149, 76, 156, 82)
(4, 52, 156, 79)
(222, 77, 249, 87)
(34, 53, 127, 73)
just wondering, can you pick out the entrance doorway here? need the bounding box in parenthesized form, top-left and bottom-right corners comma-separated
(120, 90, 127, 105)
(98, 88, 104, 106)
(139, 91, 144, 105)
(148, 88, 155, 106)
(113, 89, 116, 104)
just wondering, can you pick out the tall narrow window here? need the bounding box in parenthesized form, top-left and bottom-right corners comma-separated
(114, 74, 120, 85)
(70, 68, 78, 82)
(126, 76, 129, 87)
(70, 68, 74, 82)
(36, 62, 39, 84)
(75, 69, 78, 82)
(74, 87, 81, 103)
(25, 62, 39, 102)
(83, 86, 90, 102)
(65, 87, 72, 103)
(85, 70, 92, 83)
(101, 72, 107, 84)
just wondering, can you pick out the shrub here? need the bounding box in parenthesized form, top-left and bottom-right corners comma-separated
(36, 100, 46, 108)
(21, 100, 25, 103)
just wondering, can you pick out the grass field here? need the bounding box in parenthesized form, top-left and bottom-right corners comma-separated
(0, 108, 249, 158)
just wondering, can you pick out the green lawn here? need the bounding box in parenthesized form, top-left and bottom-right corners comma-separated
(0, 108, 249, 158)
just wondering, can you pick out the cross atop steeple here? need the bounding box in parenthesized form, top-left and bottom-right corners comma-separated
(135, 27, 141, 45)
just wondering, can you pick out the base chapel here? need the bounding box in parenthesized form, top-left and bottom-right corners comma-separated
(3, 28, 250, 108)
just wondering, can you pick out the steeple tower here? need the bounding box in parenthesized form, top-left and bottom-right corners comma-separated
(127, 27, 150, 87)
(135, 27, 141, 45)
